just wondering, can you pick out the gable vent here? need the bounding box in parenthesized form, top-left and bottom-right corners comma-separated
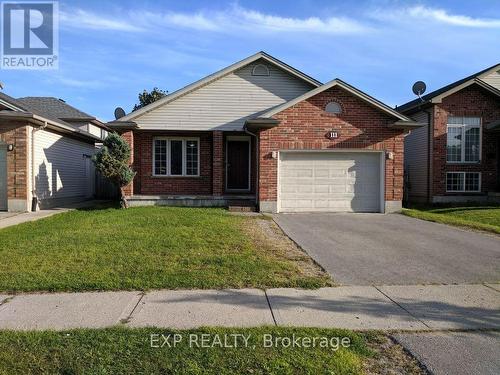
(325, 101, 342, 114)
(252, 64, 270, 76)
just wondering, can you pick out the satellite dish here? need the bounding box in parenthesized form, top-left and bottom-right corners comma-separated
(114, 107, 126, 119)
(412, 81, 426, 97)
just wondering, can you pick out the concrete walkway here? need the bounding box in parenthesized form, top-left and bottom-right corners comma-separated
(0, 200, 104, 229)
(0, 283, 498, 331)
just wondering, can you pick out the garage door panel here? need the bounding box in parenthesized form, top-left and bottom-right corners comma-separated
(279, 152, 381, 213)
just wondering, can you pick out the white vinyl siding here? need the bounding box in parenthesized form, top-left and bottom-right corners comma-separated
(279, 152, 383, 213)
(33, 129, 95, 202)
(446, 117, 481, 163)
(446, 172, 481, 192)
(480, 69, 500, 90)
(153, 138, 200, 177)
(404, 111, 429, 200)
(135, 60, 315, 131)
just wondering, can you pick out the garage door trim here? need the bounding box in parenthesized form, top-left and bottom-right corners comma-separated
(277, 149, 385, 213)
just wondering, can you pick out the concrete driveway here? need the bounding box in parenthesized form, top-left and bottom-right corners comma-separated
(392, 331, 500, 375)
(274, 213, 500, 285)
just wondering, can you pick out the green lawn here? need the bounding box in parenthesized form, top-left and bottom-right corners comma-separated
(402, 205, 500, 234)
(0, 206, 331, 292)
(0, 327, 376, 374)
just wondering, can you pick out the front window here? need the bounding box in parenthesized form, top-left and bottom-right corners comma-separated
(446, 172, 481, 192)
(446, 117, 481, 163)
(153, 138, 199, 176)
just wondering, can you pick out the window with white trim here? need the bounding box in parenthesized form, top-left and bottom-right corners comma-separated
(446, 117, 481, 163)
(153, 138, 199, 176)
(446, 172, 481, 192)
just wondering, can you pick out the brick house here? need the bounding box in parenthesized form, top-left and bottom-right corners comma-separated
(399, 64, 500, 203)
(0, 93, 108, 211)
(109, 52, 419, 213)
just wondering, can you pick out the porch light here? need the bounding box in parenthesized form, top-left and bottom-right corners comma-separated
(7, 144, 14, 151)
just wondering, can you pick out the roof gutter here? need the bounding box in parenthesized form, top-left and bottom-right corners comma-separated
(106, 120, 139, 133)
(0, 111, 101, 143)
(388, 120, 426, 130)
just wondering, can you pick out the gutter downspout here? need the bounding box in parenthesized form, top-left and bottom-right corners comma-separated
(243, 125, 259, 209)
(31, 121, 47, 211)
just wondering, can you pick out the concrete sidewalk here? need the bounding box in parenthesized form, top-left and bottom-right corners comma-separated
(0, 284, 498, 331)
(0, 200, 105, 230)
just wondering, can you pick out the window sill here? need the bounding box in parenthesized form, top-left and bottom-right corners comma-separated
(446, 161, 481, 165)
(444, 192, 483, 195)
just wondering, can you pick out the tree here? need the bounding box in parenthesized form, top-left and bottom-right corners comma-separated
(133, 87, 167, 111)
(93, 133, 136, 208)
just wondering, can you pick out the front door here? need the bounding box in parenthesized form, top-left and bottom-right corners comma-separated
(226, 137, 250, 191)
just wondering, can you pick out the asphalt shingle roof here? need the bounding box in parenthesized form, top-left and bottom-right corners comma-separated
(16, 97, 95, 120)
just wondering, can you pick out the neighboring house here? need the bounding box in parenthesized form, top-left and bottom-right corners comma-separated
(109, 51, 419, 213)
(0, 93, 109, 211)
(399, 64, 500, 203)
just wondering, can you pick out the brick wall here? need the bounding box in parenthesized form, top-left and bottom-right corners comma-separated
(130, 131, 213, 195)
(259, 85, 406, 203)
(0, 123, 29, 203)
(212, 131, 223, 196)
(432, 85, 500, 196)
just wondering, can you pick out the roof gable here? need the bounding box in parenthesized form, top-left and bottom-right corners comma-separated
(119, 51, 321, 122)
(262, 78, 414, 123)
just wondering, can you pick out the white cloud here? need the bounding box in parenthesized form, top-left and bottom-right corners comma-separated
(372, 5, 500, 28)
(231, 6, 368, 34)
(60, 6, 368, 35)
(60, 9, 144, 32)
(408, 6, 500, 28)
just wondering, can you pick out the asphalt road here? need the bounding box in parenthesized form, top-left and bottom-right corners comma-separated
(274, 213, 500, 285)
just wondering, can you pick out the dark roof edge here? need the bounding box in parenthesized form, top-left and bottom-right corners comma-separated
(397, 63, 500, 113)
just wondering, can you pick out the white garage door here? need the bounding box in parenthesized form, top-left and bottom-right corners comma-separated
(279, 152, 382, 213)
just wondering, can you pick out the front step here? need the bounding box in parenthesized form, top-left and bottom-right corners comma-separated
(228, 205, 257, 212)
(227, 199, 257, 212)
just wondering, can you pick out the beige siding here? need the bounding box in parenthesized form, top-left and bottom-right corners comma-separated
(480, 69, 500, 90)
(33, 129, 95, 205)
(135, 60, 315, 131)
(404, 111, 429, 200)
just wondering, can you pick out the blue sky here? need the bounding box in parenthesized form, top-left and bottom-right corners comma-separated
(2, 0, 500, 120)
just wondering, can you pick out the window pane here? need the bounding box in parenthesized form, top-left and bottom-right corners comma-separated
(446, 173, 464, 192)
(170, 140, 183, 175)
(465, 126, 480, 162)
(186, 140, 198, 176)
(465, 173, 480, 192)
(446, 127, 462, 162)
(154, 139, 167, 175)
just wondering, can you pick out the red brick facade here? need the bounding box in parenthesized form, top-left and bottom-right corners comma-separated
(259, 86, 406, 204)
(431, 85, 500, 197)
(0, 123, 29, 205)
(122, 86, 407, 210)
(123, 130, 258, 197)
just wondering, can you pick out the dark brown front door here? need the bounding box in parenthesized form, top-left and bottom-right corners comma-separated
(226, 139, 250, 191)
